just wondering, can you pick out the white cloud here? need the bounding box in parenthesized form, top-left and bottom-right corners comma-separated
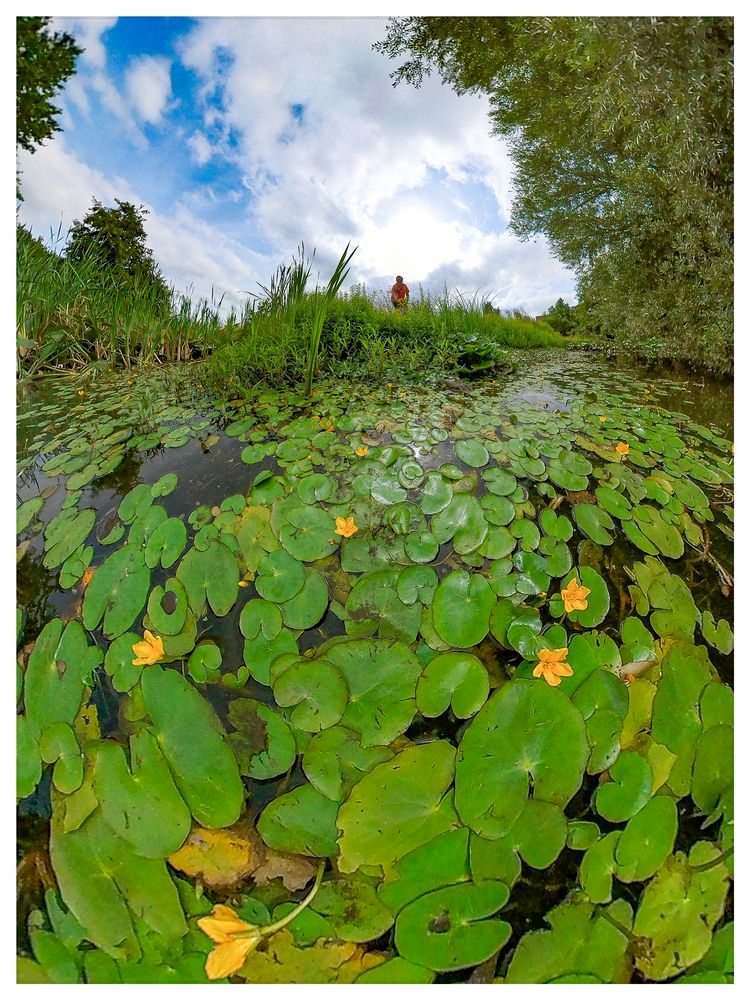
(187, 130, 213, 166)
(52, 17, 117, 71)
(174, 17, 575, 308)
(125, 56, 173, 125)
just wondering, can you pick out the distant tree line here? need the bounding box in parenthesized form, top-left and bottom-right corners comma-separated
(375, 17, 733, 369)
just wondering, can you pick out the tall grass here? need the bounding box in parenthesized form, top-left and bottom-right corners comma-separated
(16, 227, 226, 378)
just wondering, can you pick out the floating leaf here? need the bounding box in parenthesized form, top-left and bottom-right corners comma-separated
(302, 726, 394, 803)
(176, 539, 239, 617)
(140, 665, 244, 829)
(395, 881, 511, 972)
(417, 652, 489, 719)
(257, 784, 339, 857)
(227, 699, 297, 780)
(594, 751, 653, 823)
(455, 679, 589, 839)
(432, 570, 495, 648)
(337, 741, 459, 875)
(254, 550, 306, 603)
(92, 730, 191, 858)
(272, 658, 348, 733)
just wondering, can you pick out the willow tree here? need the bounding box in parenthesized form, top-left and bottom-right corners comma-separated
(375, 17, 733, 370)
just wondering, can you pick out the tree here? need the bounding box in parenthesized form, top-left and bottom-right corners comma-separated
(66, 199, 170, 302)
(17, 16, 82, 155)
(374, 17, 733, 371)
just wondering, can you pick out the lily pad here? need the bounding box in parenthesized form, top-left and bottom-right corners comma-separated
(302, 726, 394, 802)
(279, 506, 337, 562)
(140, 665, 244, 829)
(455, 439, 490, 468)
(416, 652, 489, 719)
(455, 679, 589, 839)
(280, 571, 329, 630)
(323, 638, 422, 746)
(255, 549, 305, 603)
(594, 751, 653, 823)
(176, 539, 239, 617)
(272, 658, 348, 733)
(394, 881, 511, 972)
(432, 571, 495, 648)
(227, 699, 297, 780)
(337, 741, 459, 875)
(257, 784, 339, 857)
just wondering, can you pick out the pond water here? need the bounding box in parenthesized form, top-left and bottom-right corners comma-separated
(16, 348, 734, 985)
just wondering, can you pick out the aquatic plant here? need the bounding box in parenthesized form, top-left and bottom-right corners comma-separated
(16, 355, 733, 983)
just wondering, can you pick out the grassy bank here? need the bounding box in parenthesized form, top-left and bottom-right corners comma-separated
(17, 231, 569, 388)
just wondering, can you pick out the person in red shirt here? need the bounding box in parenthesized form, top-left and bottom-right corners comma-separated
(390, 275, 409, 310)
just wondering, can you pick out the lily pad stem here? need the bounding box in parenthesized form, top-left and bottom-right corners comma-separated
(261, 861, 325, 937)
(688, 847, 733, 874)
(597, 907, 639, 945)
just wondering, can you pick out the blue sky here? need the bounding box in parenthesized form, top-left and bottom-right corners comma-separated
(17, 14, 578, 315)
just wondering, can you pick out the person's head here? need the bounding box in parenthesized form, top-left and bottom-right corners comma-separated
(395, 275, 403, 284)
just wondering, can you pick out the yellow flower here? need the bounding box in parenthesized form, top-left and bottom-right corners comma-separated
(335, 516, 358, 538)
(131, 629, 164, 666)
(355, 446, 369, 457)
(560, 577, 591, 613)
(533, 647, 574, 687)
(615, 442, 630, 456)
(77, 390, 85, 396)
(199, 865, 325, 980)
(599, 415, 607, 422)
(198, 907, 263, 980)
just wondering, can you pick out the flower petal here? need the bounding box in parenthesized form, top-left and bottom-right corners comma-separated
(205, 935, 259, 980)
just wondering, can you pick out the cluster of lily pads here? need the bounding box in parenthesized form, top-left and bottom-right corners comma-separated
(16, 360, 733, 983)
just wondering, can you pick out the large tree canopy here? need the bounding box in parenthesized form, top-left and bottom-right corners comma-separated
(66, 199, 169, 302)
(17, 16, 82, 155)
(374, 17, 733, 370)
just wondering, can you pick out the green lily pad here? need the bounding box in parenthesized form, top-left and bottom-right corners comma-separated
(572, 503, 616, 545)
(432, 571, 495, 648)
(614, 794, 678, 882)
(242, 628, 298, 686)
(279, 571, 329, 630)
(103, 632, 145, 693)
(257, 784, 339, 857)
(378, 827, 471, 914)
(279, 506, 337, 562)
(255, 549, 305, 603)
(140, 665, 244, 829)
(356, 958, 435, 984)
(25, 619, 101, 738)
(17, 715, 42, 799)
(186, 641, 222, 684)
(323, 638, 422, 746)
(302, 726, 394, 802)
(145, 579, 189, 637)
(337, 741, 459, 875)
(416, 652, 489, 719)
(150, 473, 178, 497)
(513, 550, 551, 596)
(419, 472, 453, 515)
(455, 679, 589, 838)
(272, 658, 348, 733)
(39, 721, 83, 794)
(43, 508, 97, 570)
(595, 485, 632, 520)
(504, 896, 633, 984)
(701, 611, 733, 654)
(396, 566, 438, 606)
(594, 751, 653, 823)
(394, 881, 511, 972)
(455, 439, 490, 468)
(49, 805, 185, 961)
(118, 483, 154, 524)
(227, 699, 297, 780)
(17, 496, 44, 534)
(551, 566, 610, 628)
(404, 530, 439, 563)
(92, 729, 191, 858)
(176, 538, 239, 617)
(481, 494, 515, 527)
(691, 723, 733, 815)
(632, 843, 731, 981)
(144, 518, 187, 569)
(482, 467, 517, 496)
(432, 494, 487, 554)
(580, 831, 620, 904)
(345, 569, 422, 644)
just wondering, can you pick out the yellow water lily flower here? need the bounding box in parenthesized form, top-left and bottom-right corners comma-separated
(561, 577, 591, 613)
(199, 864, 324, 980)
(131, 629, 164, 666)
(599, 415, 607, 422)
(615, 442, 630, 456)
(335, 516, 358, 538)
(355, 446, 369, 457)
(533, 647, 574, 687)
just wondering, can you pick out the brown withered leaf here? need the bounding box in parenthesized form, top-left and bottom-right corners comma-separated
(252, 850, 316, 892)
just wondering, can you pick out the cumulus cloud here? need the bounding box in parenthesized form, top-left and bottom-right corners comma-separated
(18, 17, 576, 314)
(53, 16, 116, 70)
(174, 17, 575, 308)
(125, 56, 173, 124)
